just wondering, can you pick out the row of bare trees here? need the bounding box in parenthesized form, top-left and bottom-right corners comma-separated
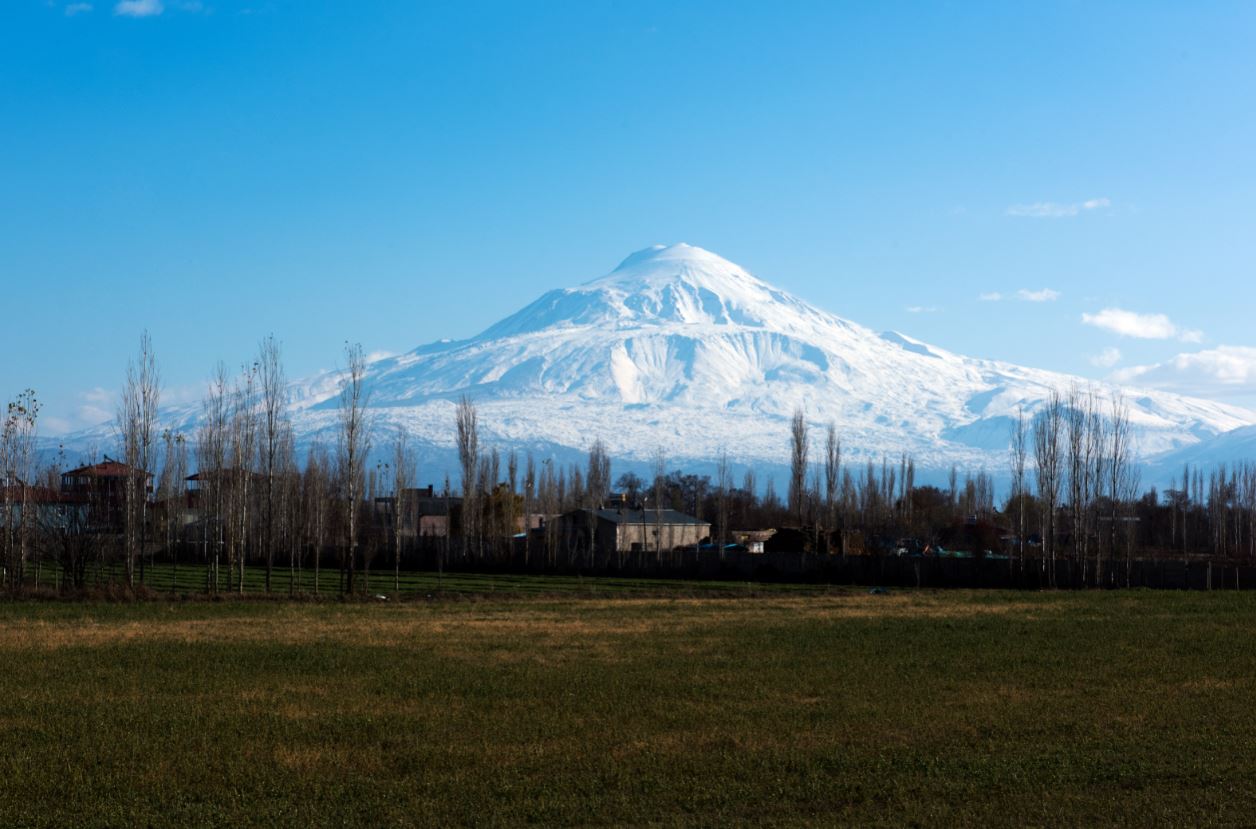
(780, 391, 1138, 576)
(186, 338, 377, 594)
(0, 334, 378, 594)
(1163, 462, 1256, 562)
(10, 335, 1256, 594)
(1015, 387, 1139, 585)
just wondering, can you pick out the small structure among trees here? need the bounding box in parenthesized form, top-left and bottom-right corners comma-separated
(60, 457, 153, 532)
(552, 507, 710, 562)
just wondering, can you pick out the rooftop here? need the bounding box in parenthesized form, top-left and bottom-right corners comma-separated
(588, 507, 709, 526)
(62, 457, 152, 478)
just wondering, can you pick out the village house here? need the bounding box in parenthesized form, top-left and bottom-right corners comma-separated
(375, 484, 549, 541)
(553, 507, 710, 557)
(374, 485, 462, 539)
(60, 457, 153, 531)
(0, 478, 87, 533)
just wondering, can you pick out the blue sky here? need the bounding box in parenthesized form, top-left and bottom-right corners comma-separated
(3, 0, 1255, 433)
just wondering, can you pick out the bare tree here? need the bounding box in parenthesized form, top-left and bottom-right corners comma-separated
(1064, 386, 1108, 582)
(116, 332, 160, 588)
(274, 422, 298, 594)
(337, 342, 372, 594)
(455, 395, 479, 561)
(903, 456, 916, 534)
(716, 449, 730, 558)
(158, 429, 188, 590)
(303, 441, 331, 595)
(258, 334, 288, 593)
(523, 453, 536, 564)
(227, 363, 258, 594)
(1010, 405, 1028, 564)
(586, 439, 611, 509)
(1108, 393, 1138, 585)
(537, 460, 556, 567)
(788, 408, 809, 525)
(652, 447, 666, 561)
(824, 422, 840, 535)
(1, 389, 40, 590)
(197, 365, 230, 592)
(948, 464, 958, 513)
(484, 448, 501, 560)
(1033, 391, 1064, 585)
(1064, 386, 1088, 578)
(391, 424, 416, 596)
(809, 466, 823, 549)
(507, 450, 519, 551)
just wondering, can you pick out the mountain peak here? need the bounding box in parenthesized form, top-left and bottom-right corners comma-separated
(475, 243, 802, 339)
(608, 243, 728, 273)
(584, 242, 776, 300)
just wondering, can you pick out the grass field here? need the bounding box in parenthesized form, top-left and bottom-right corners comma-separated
(2, 586, 1255, 827)
(23, 561, 835, 599)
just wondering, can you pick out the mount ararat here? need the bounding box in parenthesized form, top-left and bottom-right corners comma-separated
(74, 243, 1256, 485)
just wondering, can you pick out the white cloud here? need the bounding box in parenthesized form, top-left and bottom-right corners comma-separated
(163, 382, 211, 407)
(366, 349, 397, 362)
(977, 288, 1059, 303)
(905, 306, 938, 314)
(1090, 347, 1122, 368)
(41, 387, 115, 436)
(1081, 308, 1203, 343)
(1178, 328, 1205, 344)
(79, 387, 114, 423)
(1113, 346, 1256, 397)
(41, 382, 218, 437)
(65, 2, 93, 15)
(1007, 203, 1077, 219)
(1006, 197, 1112, 219)
(41, 417, 76, 435)
(114, 0, 163, 16)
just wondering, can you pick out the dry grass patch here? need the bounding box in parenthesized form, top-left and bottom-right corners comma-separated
(0, 590, 1056, 655)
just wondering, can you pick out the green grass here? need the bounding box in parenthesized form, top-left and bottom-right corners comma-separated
(2, 588, 1255, 826)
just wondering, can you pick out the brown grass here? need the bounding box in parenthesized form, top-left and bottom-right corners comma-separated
(0, 591, 1051, 654)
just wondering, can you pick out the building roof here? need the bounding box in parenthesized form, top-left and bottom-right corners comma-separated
(588, 507, 709, 526)
(62, 458, 152, 479)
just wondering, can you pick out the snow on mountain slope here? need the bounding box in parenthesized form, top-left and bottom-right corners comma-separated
(276, 243, 1254, 475)
(1146, 425, 1256, 481)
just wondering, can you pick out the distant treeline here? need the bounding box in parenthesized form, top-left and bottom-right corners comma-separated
(3, 335, 1256, 595)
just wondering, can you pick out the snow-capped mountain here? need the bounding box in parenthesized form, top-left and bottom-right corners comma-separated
(1145, 425, 1256, 483)
(269, 242, 1253, 479)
